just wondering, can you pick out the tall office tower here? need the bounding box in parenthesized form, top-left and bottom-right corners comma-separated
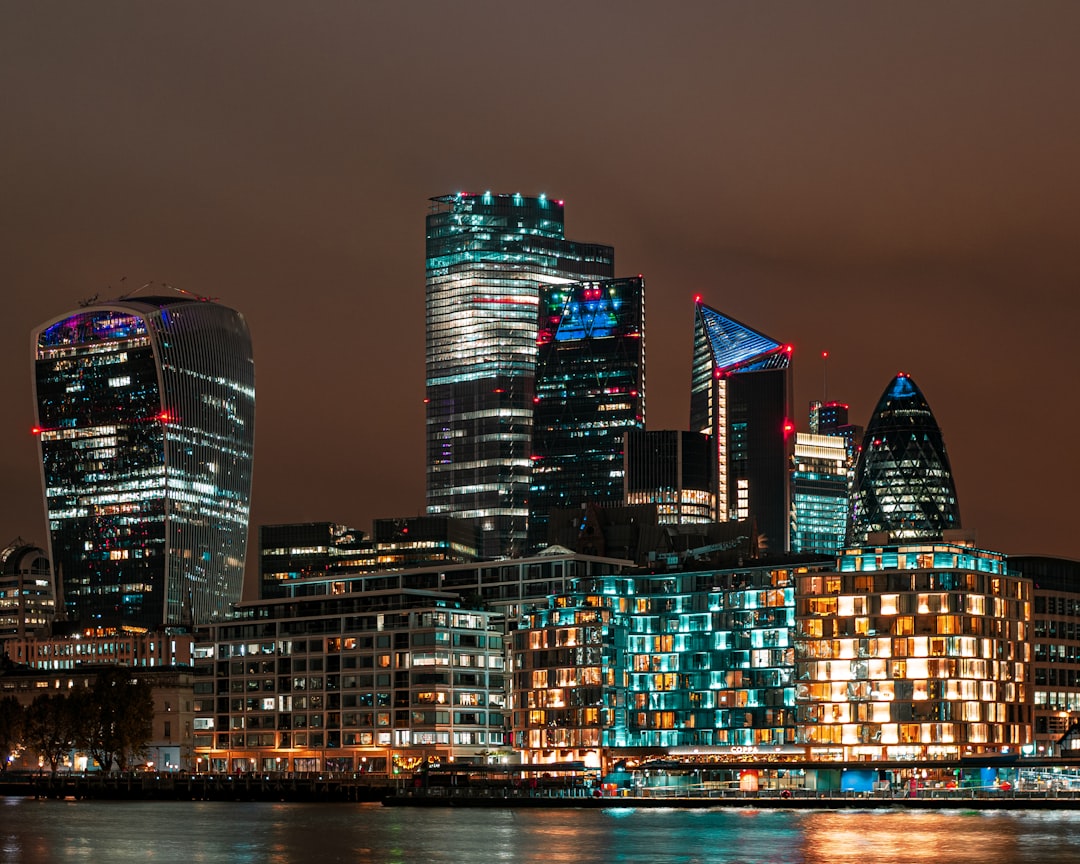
(528, 278, 645, 551)
(809, 400, 863, 462)
(790, 433, 849, 555)
(426, 192, 614, 558)
(32, 295, 255, 628)
(0, 539, 54, 639)
(847, 372, 961, 546)
(689, 300, 793, 552)
(624, 429, 714, 524)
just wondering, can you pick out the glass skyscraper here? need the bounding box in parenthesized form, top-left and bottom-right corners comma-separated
(425, 192, 614, 558)
(847, 372, 961, 545)
(528, 277, 645, 551)
(689, 300, 793, 552)
(32, 295, 255, 628)
(790, 432, 849, 556)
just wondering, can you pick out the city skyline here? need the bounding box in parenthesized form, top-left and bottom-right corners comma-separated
(2, 3, 1079, 574)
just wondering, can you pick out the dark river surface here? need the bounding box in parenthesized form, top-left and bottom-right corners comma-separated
(3, 798, 1080, 863)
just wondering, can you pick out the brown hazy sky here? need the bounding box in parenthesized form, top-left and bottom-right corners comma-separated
(2, 2, 1079, 581)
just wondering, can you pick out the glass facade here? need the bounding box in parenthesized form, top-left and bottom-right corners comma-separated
(790, 433, 849, 556)
(689, 301, 792, 551)
(425, 192, 614, 558)
(624, 430, 715, 524)
(511, 564, 830, 765)
(33, 298, 255, 628)
(847, 373, 961, 545)
(796, 542, 1032, 759)
(529, 278, 645, 551)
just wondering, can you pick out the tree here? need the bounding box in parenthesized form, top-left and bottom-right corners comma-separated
(80, 668, 154, 772)
(0, 695, 24, 771)
(24, 693, 79, 775)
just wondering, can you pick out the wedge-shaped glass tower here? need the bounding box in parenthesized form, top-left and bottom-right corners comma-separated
(32, 295, 255, 628)
(847, 372, 960, 545)
(689, 301, 792, 551)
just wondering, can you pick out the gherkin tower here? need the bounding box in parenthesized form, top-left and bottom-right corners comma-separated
(847, 373, 960, 545)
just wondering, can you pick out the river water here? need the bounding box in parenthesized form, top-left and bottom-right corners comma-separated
(3, 798, 1080, 863)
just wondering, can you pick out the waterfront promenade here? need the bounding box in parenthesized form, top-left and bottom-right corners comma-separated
(4, 772, 1080, 810)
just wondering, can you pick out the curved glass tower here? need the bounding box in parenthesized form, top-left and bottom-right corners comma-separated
(425, 192, 614, 558)
(847, 372, 960, 545)
(32, 296, 255, 628)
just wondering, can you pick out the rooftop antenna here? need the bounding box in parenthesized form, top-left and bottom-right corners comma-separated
(118, 278, 155, 300)
(822, 350, 829, 403)
(170, 284, 218, 303)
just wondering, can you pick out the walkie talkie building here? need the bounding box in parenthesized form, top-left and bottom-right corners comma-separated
(32, 295, 255, 628)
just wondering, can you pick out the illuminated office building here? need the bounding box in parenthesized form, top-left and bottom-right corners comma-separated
(0, 539, 54, 639)
(32, 296, 255, 628)
(259, 522, 372, 599)
(426, 192, 614, 558)
(624, 430, 714, 525)
(847, 373, 960, 546)
(689, 300, 793, 551)
(790, 433, 849, 556)
(809, 400, 862, 466)
(529, 278, 645, 551)
(795, 541, 1032, 760)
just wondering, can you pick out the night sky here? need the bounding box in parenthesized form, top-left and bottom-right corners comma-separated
(3, 2, 1078, 589)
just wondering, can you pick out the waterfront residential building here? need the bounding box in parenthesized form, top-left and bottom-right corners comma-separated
(0, 539, 54, 640)
(529, 278, 645, 551)
(192, 590, 506, 772)
(790, 433, 849, 556)
(689, 300, 793, 552)
(425, 192, 614, 558)
(847, 373, 960, 546)
(795, 540, 1032, 761)
(1009, 555, 1080, 753)
(510, 561, 834, 769)
(32, 295, 255, 628)
(624, 430, 715, 525)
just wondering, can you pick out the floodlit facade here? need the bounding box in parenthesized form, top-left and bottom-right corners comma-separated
(425, 192, 614, 558)
(689, 300, 793, 552)
(4, 627, 193, 670)
(847, 373, 960, 546)
(790, 433, 849, 556)
(795, 541, 1032, 760)
(32, 296, 255, 628)
(624, 430, 715, 524)
(529, 278, 645, 551)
